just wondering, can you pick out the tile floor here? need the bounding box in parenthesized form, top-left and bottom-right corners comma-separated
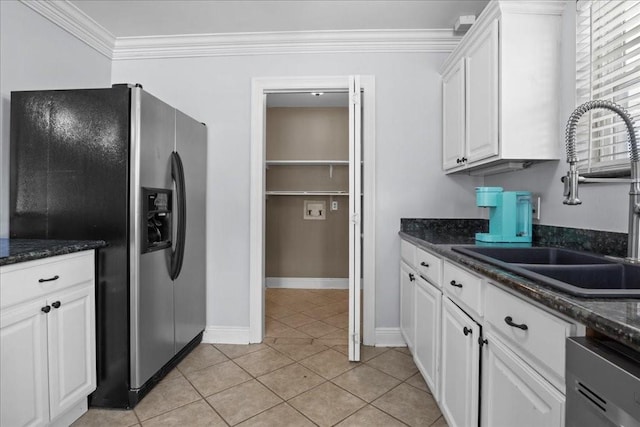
(73, 288, 446, 426)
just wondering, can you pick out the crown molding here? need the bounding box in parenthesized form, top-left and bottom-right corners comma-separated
(20, 0, 115, 59)
(113, 29, 461, 60)
(21, 1, 461, 61)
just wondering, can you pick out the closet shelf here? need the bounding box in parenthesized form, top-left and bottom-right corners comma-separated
(265, 190, 349, 196)
(265, 160, 349, 166)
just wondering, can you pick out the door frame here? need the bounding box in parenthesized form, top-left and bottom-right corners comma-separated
(249, 75, 376, 345)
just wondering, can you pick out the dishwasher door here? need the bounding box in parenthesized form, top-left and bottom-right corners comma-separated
(566, 337, 640, 427)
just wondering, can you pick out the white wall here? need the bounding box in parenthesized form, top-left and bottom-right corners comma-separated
(0, 1, 112, 238)
(485, 1, 628, 233)
(112, 52, 481, 330)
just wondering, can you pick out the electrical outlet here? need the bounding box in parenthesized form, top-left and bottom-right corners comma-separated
(331, 200, 338, 211)
(303, 200, 326, 220)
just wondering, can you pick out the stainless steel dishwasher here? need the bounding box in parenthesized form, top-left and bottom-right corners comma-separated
(566, 337, 640, 427)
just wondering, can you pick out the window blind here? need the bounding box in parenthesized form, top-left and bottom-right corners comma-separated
(576, 0, 640, 174)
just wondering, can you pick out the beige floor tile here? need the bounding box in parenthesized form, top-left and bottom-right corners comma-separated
(302, 304, 344, 320)
(278, 313, 317, 328)
(184, 360, 252, 397)
(233, 347, 294, 377)
(361, 346, 390, 362)
(313, 337, 349, 346)
(272, 337, 313, 345)
(430, 415, 449, 426)
(321, 328, 348, 340)
(265, 302, 297, 319)
(300, 348, 358, 379)
(134, 375, 201, 421)
(393, 347, 412, 355)
(405, 373, 430, 393)
(335, 405, 407, 427)
(163, 368, 184, 381)
(215, 343, 268, 359)
(262, 337, 277, 344)
(289, 382, 365, 427)
(297, 321, 341, 338)
(71, 408, 139, 427)
(265, 319, 312, 339)
(322, 312, 349, 328)
(177, 344, 228, 374)
(332, 345, 349, 356)
(332, 365, 401, 402)
(207, 380, 282, 425)
(236, 403, 315, 427)
(141, 400, 226, 427)
(366, 349, 418, 380)
(372, 383, 441, 427)
(258, 363, 325, 400)
(268, 343, 328, 361)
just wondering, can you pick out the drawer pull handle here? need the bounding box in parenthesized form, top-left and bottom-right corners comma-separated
(504, 316, 528, 331)
(408, 273, 416, 282)
(41, 305, 51, 314)
(449, 280, 463, 288)
(420, 262, 430, 268)
(463, 326, 472, 336)
(52, 301, 61, 309)
(38, 275, 59, 283)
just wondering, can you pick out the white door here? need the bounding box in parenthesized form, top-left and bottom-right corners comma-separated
(415, 277, 442, 400)
(399, 261, 416, 351)
(348, 75, 362, 361)
(442, 58, 466, 170)
(47, 284, 96, 420)
(440, 297, 480, 427)
(0, 300, 50, 427)
(481, 333, 564, 427)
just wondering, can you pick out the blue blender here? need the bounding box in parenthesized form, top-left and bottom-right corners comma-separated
(475, 187, 532, 243)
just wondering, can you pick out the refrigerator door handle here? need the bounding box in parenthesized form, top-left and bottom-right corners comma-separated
(170, 151, 187, 280)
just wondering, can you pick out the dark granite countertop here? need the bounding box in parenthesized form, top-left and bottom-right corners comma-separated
(0, 239, 107, 267)
(399, 219, 640, 353)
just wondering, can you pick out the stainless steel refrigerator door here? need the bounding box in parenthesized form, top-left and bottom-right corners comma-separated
(129, 88, 177, 388)
(173, 110, 207, 351)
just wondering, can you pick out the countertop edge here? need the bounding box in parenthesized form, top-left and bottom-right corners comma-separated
(399, 231, 640, 353)
(0, 240, 107, 267)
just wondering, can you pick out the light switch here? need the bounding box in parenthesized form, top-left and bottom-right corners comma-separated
(303, 200, 326, 220)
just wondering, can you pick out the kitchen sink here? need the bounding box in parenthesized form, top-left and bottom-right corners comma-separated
(452, 246, 640, 298)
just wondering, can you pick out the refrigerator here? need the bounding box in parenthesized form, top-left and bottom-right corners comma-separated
(9, 84, 207, 408)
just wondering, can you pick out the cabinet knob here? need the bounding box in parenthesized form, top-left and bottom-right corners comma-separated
(504, 316, 528, 331)
(456, 158, 461, 164)
(52, 301, 61, 309)
(408, 273, 415, 282)
(461, 157, 468, 162)
(420, 262, 429, 268)
(38, 275, 59, 283)
(449, 280, 463, 288)
(41, 305, 51, 314)
(463, 326, 472, 336)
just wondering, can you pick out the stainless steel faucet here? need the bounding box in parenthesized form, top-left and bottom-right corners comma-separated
(563, 100, 640, 262)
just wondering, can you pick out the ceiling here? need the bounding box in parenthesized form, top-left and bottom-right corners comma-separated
(70, 0, 490, 38)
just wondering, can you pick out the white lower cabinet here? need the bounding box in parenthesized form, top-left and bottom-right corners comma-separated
(440, 297, 480, 427)
(481, 332, 565, 427)
(1, 251, 96, 427)
(414, 277, 441, 401)
(400, 261, 416, 351)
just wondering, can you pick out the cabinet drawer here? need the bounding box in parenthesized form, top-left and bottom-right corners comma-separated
(1, 252, 94, 309)
(416, 248, 442, 288)
(400, 239, 416, 266)
(443, 260, 483, 317)
(485, 284, 573, 392)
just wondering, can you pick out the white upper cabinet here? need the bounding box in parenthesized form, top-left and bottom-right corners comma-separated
(441, 1, 564, 175)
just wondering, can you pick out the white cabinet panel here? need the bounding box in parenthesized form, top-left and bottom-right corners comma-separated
(442, 58, 466, 170)
(443, 260, 484, 318)
(415, 277, 441, 401)
(440, 297, 480, 427)
(416, 248, 442, 288)
(400, 261, 416, 350)
(482, 333, 564, 427)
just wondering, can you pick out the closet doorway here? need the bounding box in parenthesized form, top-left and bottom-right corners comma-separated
(250, 76, 375, 361)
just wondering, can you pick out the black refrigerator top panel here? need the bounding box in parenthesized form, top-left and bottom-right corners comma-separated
(10, 86, 133, 408)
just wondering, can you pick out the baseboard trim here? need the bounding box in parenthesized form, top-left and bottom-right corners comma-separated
(203, 326, 251, 344)
(266, 277, 349, 289)
(375, 327, 406, 347)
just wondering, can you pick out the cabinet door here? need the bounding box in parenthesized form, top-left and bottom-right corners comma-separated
(440, 297, 480, 427)
(466, 19, 499, 163)
(414, 278, 441, 400)
(1, 300, 50, 427)
(47, 284, 96, 420)
(400, 261, 416, 350)
(442, 58, 466, 170)
(482, 333, 564, 427)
